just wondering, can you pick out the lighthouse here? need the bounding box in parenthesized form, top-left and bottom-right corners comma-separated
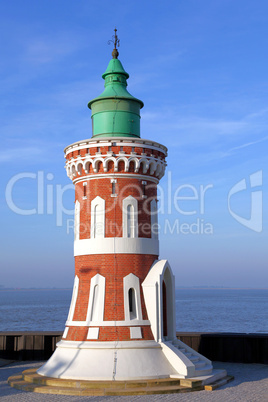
(36, 31, 225, 383)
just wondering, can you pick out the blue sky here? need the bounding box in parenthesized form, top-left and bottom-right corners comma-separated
(1, 0, 267, 288)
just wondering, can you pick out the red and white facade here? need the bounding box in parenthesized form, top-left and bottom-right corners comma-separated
(63, 137, 166, 344)
(37, 53, 224, 382)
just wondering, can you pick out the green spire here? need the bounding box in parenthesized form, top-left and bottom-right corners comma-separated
(88, 30, 143, 138)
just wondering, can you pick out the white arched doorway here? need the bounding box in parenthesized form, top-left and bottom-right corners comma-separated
(142, 260, 176, 342)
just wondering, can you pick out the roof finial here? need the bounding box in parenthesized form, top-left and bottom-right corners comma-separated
(108, 27, 120, 59)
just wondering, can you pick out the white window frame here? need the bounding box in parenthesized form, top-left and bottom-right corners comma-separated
(91, 196, 105, 238)
(86, 274, 106, 323)
(123, 273, 142, 321)
(123, 195, 138, 238)
(66, 275, 79, 322)
(74, 200, 80, 241)
(111, 178, 117, 197)
(150, 198, 158, 239)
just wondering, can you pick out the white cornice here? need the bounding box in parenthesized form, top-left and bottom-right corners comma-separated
(64, 136, 168, 156)
(72, 174, 159, 185)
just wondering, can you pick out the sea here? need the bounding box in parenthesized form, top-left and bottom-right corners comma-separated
(0, 288, 268, 333)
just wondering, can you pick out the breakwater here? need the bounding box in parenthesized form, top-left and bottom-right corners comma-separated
(0, 331, 267, 364)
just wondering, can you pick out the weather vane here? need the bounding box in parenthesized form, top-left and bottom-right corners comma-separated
(108, 28, 120, 59)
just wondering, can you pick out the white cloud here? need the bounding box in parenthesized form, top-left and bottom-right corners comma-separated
(224, 136, 268, 157)
(141, 104, 268, 150)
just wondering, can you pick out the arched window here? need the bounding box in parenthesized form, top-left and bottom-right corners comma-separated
(86, 274, 106, 323)
(150, 198, 158, 239)
(127, 204, 134, 237)
(93, 204, 99, 238)
(128, 288, 137, 319)
(74, 200, 80, 240)
(123, 196, 138, 238)
(91, 285, 99, 321)
(123, 274, 142, 321)
(162, 281, 168, 337)
(91, 196, 105, 238)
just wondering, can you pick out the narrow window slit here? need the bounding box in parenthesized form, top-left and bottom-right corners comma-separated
(128, 288, 137, 319)
(83, 182, 87, 199)
(142, 181, 147, 198)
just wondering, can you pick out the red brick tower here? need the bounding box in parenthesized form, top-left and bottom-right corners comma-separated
(63, 135, 167, 344)
(38, 32, 215, 381)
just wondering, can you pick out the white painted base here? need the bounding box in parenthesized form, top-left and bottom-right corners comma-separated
(38, 259, 219, 382)
(37, 339, 222, 382)
(37, 340, 178, 380)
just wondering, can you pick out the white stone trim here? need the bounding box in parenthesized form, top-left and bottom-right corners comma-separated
(123, 196, 138, 238)
(74, 200, 80, 241)
(65, 152, 166, 180)
(65, 319, 150, 327)
(57, 340, 159, 349)
(87, 327, 99, 340)
(160, 341, 195, 377)
(123, 273, 142, 321)
(74, 238, 159, 256)
(90, 196, 105, 238)
(86, 274, 105, 322)
(62, 327, 69, 339)
(150, 198, 158, 239)
(64, 137, 168, 156)
(142, 260, 176, 343)
(73, 174, 159, 185)
(160, 266, 176, 341)
(130, 327, 142, 339)
(66, 276, 79, 322)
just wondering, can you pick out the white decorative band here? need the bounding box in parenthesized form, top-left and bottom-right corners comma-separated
(64, 137, 167, 156)
(73, 173, 159, 185)
(65, 319, 150, 327)
(66, 154, 166, 180)
(57, 339, 160, 350)
(74, 237, 159, 256)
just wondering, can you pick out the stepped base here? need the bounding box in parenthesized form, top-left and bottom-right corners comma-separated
(8, 369, 234, 395)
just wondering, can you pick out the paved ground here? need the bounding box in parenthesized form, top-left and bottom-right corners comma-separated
(0, 360, 268, 401)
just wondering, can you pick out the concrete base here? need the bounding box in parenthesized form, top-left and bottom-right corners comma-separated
(37, 340, 178, 381)
(36, 338, 222, 383)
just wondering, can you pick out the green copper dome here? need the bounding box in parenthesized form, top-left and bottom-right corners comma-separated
(88, 58, 144, 138)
